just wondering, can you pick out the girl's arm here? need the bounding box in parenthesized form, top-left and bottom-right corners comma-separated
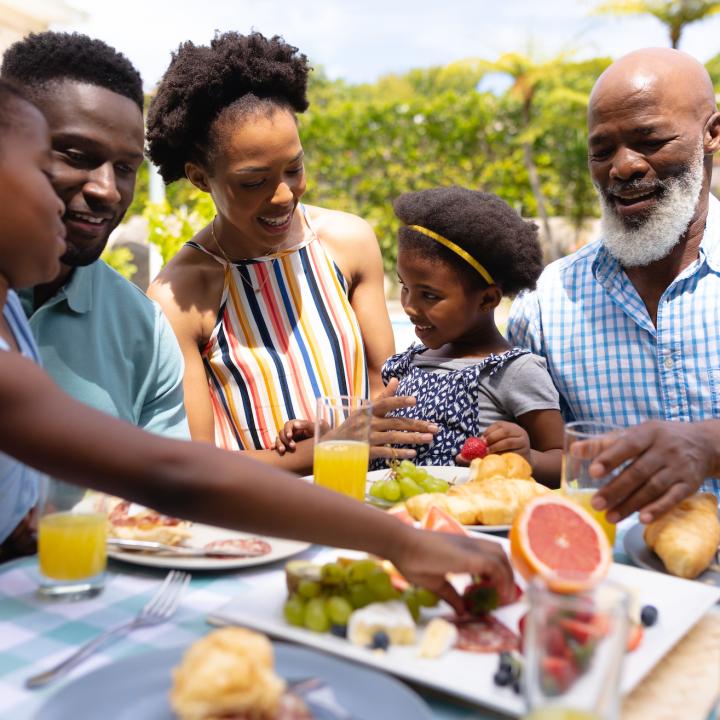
(482, 410, 564, 488)
(0, 350, 514, 608)
(515, 410, 564, 488)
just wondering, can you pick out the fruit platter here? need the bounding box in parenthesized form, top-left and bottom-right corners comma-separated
(209, 497, 720, 717)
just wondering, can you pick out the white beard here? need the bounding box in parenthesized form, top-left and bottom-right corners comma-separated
(596, 143, 705, 268)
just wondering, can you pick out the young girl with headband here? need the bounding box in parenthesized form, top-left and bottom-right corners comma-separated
(375, 186, 563, 486)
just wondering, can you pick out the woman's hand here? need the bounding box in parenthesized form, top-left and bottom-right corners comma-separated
(389, 525, 515, 614)
(369, 378, 438, 459)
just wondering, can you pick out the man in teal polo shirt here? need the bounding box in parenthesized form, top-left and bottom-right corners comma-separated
(1, 32, 188, 441)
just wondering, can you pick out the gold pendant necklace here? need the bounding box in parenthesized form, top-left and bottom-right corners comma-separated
(210, 216, 272, 294)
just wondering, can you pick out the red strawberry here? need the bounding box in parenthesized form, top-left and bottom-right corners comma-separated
(541, 656, 578, 695)
(460, 437, 488, 461)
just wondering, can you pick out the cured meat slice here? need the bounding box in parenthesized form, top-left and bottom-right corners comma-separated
(452, 615, 519, 653)
(204, 537, 272, 557)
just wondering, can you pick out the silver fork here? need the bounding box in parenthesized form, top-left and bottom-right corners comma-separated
(26, 570, 190, 689)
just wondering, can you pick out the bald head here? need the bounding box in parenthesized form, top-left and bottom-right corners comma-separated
(590, 48, 717, 123)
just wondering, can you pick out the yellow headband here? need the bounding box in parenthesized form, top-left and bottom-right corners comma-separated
(407, 225, 495, 285)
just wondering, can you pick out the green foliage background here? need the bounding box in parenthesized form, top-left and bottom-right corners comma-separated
(130, 51, 713, 274)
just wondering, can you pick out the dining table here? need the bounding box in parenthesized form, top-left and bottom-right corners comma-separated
(0, 520, 717, 720)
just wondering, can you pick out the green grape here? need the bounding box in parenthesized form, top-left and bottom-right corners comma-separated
(346, 559, 379, 583)
(415, 474, 434, 492)
(304, 597, 330, 632)
(382, 479, 402, 502)
(349, 582, 375, 609)
(284, 594, 306, 626)
(403, 589, 421, 622)
(326, 595, 353, 625)
(297, 579, 321, 599)
(424, 478, 449, 494)
(415, 587, 439, 608)
(369, 479, 386, 498)
(367, 570, 398, 601)
(320, 562, 345, 586)
(397, 460, 415, 475)
(398, 476, 423, 498)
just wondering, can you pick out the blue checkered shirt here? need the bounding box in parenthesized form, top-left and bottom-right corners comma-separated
(507, 196, 720, 497)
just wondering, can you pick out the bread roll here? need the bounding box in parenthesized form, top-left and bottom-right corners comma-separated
(170, 628, 285, 720)
(644, 493, 720, 579)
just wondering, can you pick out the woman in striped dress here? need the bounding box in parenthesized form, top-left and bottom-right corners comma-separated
(147, 32, 436, 471)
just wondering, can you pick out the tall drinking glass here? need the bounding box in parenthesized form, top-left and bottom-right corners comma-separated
(313, 396, 372, 501)
(562, 422, 620, 546)
(37, 478, 107, 601)
(523, 579, 630, 720)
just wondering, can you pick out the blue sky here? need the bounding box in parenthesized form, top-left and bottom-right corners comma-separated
(56, 0, 720, 90)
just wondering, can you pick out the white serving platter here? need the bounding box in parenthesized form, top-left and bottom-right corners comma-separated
(208, 535, 720, 718)
(364, 465, 511, 533)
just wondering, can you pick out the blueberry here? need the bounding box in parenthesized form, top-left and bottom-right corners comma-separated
(329, 624, 347, 638)
(493, 668, 512, 687)
(640, 605, 658, 627)
(370, 630, 390, 650)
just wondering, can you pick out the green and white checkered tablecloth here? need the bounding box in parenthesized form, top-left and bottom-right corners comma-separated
(1, 522, 715, 720)
(0, 546, 511, 720)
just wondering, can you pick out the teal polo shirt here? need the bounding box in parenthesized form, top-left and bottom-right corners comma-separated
(20, 261, 190, 440)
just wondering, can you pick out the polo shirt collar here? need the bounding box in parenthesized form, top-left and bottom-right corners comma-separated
(61, 264, 95, 314)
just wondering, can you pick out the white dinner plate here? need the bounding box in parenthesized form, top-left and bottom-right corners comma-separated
(623, 521, 720, 589)
(35, 642, 432, 720)
(108, 524, 310, 572)
(364, 466, 511, 533)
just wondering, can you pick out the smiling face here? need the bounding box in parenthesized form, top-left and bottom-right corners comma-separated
(186, 107, 306, 257)
(33, 81, 144, 268)
(396, 245, 490, 351)
(0, 100, 66, 289)
(587, 51, 720, 266)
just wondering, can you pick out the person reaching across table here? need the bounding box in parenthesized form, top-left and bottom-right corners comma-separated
(507, 48, 720, 520)
(146, 31, 436, 471)
(0, 79, 514, 606)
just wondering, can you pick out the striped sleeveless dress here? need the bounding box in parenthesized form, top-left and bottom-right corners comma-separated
(188, 207, 369, 451)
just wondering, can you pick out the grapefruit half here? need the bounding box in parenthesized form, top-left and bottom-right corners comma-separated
(509, 494, 611, 593)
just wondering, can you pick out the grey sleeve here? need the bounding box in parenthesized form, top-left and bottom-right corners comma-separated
(491, 354, 560, 419)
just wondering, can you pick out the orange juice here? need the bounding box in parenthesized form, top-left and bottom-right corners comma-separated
(565, 489, 616, 546)
(38, 512, 107, 580)
(313, 440, 369, 501)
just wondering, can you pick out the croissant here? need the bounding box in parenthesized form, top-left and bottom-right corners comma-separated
(643, 493, 720, 579)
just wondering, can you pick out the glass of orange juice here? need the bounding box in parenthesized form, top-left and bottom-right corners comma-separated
(37, 478, 107, 600)
(313, 396, 372, 501)
(562, 421, 621, 546)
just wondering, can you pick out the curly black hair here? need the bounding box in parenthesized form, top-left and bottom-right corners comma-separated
(0, 79, 36, 138)
(394, 186, 543, 297)
(146, 31, 311, 183)
(1, 31, 143, 111)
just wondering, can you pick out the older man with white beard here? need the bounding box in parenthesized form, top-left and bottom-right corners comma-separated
(507, 47, 720, 525)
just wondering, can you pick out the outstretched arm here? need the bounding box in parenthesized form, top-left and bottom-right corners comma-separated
(0, 351, 514, 609)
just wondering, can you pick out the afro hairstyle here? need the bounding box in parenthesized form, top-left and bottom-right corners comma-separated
(1, 31, 143, 111)
(146, 31, 311, 183)
(394, 186, 543, 297)
(0, 79, 37, 139)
